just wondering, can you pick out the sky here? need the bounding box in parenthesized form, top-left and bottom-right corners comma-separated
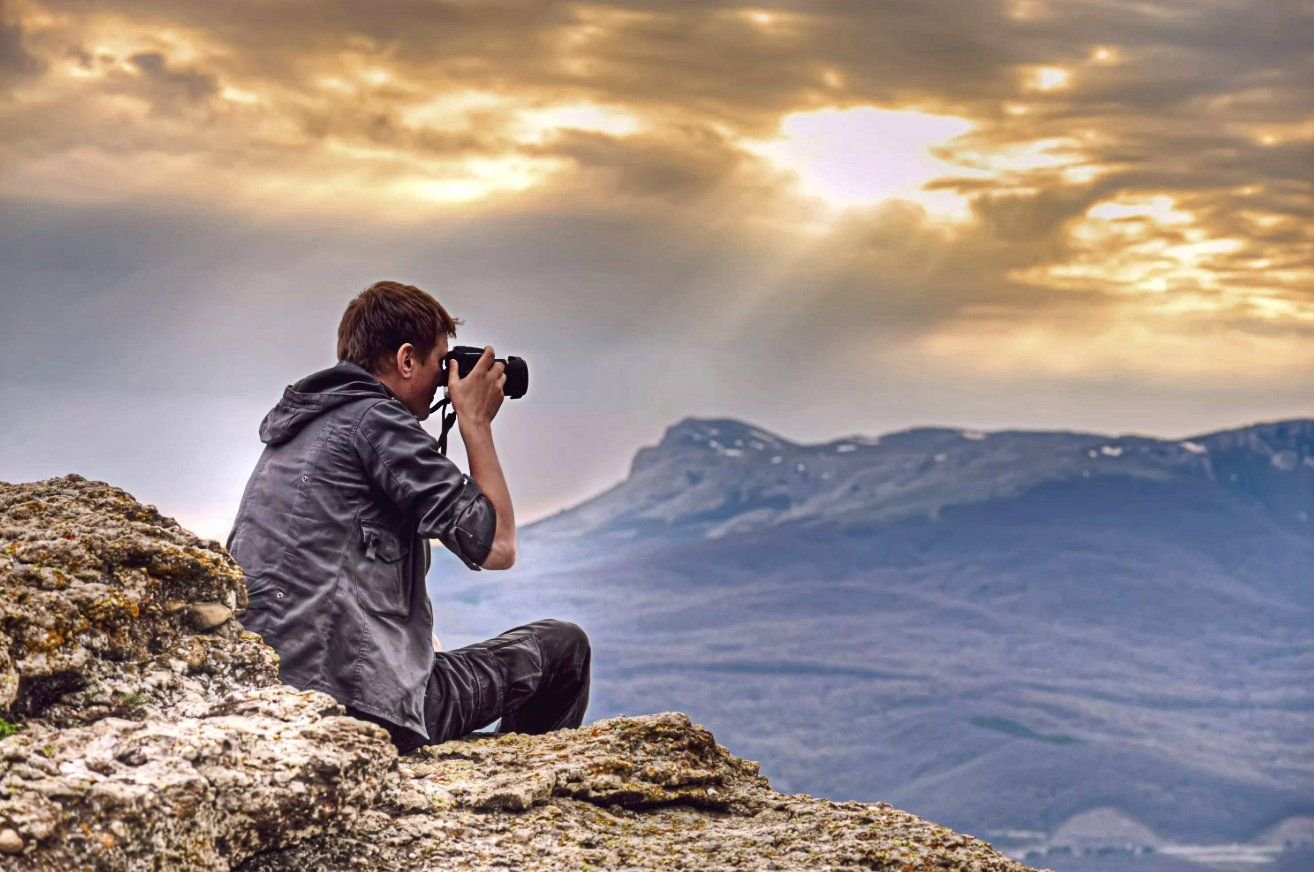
(2, 0, 1311, 542)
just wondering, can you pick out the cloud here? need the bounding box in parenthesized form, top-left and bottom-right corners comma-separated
(2, 0, 1312, 535)
(0, 12, 44, 86)
(125, 50, 218, 108)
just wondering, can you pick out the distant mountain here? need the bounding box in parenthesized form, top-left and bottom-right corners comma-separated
(429, 417, 1314, 867)
(527, 417, 1314, 547)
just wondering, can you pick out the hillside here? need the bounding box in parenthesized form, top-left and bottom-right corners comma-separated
(430, 417, 1314, 866)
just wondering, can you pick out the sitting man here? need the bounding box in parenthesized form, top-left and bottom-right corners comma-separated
(226, 280, 590, 753)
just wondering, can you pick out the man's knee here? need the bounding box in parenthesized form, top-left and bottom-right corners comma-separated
(538, 618, 590, 659)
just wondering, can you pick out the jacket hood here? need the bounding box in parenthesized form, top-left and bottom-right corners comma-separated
(259, 361, 403, 445)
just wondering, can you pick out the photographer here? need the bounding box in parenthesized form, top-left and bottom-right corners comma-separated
(226, 280, 590, 754)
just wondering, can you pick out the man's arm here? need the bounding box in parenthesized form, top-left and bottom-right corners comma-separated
(446, 346, 517, 570)
(461, 420, 516, 569)
(354, 401, 500, 571)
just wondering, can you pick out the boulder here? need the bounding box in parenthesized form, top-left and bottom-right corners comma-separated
(0, 475, 1046, 871)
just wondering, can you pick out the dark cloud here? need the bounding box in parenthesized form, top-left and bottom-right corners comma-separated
(128, 50, 219, 103)
(530, 125, 752, 202)
(0, 15, 44, 87)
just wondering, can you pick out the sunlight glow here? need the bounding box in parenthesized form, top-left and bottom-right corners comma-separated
(1090, 45, 1122, 65)
(950, 136, 1088, 174)
(1007, 0, 1050, 21)
(316, 76, 356, 94)
(741, 106, 975, 216)
(1024, 66, 1072, 92)
(1088, 195, 1193, 224)
(400, 90, 510, 129)
(513, 103, 645, 142)
(403, 94, 645, 146)
(415, 155, 567, 203)
(220, 86, 261, 105)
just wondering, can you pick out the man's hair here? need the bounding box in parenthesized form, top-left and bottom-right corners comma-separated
(337, 281, 463, 375)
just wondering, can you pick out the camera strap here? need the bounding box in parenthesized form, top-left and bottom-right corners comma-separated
(429, 395, 458, 456)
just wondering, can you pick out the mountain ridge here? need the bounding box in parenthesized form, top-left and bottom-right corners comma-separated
(523, 415, 1314, 546)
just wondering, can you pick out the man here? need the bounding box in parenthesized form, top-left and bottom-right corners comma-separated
(226, 280, 590, 754)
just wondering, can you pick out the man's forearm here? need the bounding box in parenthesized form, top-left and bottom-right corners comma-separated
(460, 421, 516, 567)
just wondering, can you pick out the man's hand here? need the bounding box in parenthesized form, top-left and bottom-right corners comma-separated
(447, 345, 517, 570)
(432, 633, 442, 653)
(447, 346, 505, 429)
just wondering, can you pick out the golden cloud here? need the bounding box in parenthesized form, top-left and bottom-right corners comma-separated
(2, 0, 1310, 381)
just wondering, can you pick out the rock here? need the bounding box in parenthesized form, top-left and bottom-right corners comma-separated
(188, 602, 234, 632)
(0, 476, 394, 869)
(0, 827, 23, 854)
(0, 475, 1049, 871)
(244, 711, 1037, 870)
(0, 688, 394, 869)
(0, 474, 273, 727)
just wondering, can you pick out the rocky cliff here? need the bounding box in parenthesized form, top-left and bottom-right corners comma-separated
(0, 475, 1043, 871)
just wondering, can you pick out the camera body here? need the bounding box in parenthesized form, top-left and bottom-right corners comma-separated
(440, 345, 528, 399)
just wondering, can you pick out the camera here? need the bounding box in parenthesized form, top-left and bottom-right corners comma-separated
(439, 345, 528, 399)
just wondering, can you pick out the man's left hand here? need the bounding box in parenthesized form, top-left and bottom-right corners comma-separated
(432, 633, 442, 653)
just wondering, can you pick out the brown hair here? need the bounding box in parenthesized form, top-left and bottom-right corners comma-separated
(337, 280, 462, 375)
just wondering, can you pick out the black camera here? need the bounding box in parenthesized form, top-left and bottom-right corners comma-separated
(439, 345, 528, 399)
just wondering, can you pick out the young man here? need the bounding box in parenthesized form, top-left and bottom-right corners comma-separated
(226, 280, 590, 753)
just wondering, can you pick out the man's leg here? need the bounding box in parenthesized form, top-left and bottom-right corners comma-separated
(423, 618, 591, 745)
(489, 619, 591, 736)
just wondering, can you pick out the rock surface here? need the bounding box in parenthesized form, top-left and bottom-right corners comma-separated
(0, 475, 1046, 871)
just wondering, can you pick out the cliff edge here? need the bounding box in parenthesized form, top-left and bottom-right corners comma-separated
(0, 475, 1045, 871)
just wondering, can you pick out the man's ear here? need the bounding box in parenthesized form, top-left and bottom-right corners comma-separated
(395, 343, 416, 378)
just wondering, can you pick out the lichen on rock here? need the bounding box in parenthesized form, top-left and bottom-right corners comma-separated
(0, 475, 1047, 870)
(0, 474, 273, 726)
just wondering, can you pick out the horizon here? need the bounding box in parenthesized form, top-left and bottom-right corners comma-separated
(6, 410, 1310, 543)
(653, 411, 1314, 445)
(521, 411, 1314, 529)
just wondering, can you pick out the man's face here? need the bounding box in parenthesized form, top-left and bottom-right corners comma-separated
(413, 335, 450, 421)
(375, 332, 452, 420)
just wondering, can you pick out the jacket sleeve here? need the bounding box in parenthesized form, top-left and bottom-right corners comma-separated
(353, 400, 498, 571)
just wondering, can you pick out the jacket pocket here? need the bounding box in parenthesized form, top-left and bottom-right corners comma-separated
(354, 521, 410, 619)
(240, 577, 289, 638)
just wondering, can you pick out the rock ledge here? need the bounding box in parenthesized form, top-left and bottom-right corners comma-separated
(0, 475, 1045, 871)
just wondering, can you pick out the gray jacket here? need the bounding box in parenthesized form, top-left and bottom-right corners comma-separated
(226, 360, 497, 738)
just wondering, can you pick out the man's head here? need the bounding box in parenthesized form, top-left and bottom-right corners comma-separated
(337, 280, 462, 421)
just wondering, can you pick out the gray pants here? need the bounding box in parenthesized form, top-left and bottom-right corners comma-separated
(349, 618, 591, 754)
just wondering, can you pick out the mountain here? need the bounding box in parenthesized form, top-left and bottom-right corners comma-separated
(429, 417, 1314, 868)
(527, 417, 1314, 548)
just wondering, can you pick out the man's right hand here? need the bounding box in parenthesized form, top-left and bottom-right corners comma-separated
(448, 346, 506, 429)
(447, 345, 516, 569)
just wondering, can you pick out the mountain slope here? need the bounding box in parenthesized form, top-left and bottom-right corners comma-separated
(429, 417, 1314, 863)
